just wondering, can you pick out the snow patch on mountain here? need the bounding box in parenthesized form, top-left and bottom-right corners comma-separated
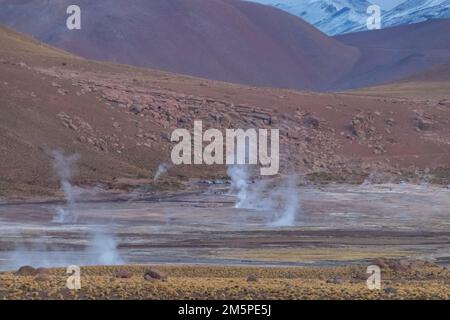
(249, 0, 450, 35)
(383, 0, 450, 28)
(251, 0, 374, 35)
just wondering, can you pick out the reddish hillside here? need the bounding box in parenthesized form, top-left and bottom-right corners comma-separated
(335, 19, 450, 90)
(1, 25, 449, 197)
(0, 0, 358, 91)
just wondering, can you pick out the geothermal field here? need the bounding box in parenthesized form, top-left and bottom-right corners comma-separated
(1, 157, 449, 271)
(1, 160, 450, 299)
(1, 2, 450, 300)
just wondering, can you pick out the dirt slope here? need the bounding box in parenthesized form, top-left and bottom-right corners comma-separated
(1, 25, 449, 197)
(335, 19, 450, 90)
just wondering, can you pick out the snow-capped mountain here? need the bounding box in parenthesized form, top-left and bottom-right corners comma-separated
(251, 0, 374, 35)
(249, 0, 450, 35)
(383, 0, 450, 28)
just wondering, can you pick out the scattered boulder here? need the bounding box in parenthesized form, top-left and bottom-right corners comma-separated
(286, 272, 296, 279)
(385, 118, 395, 127)
(383, 287, 397, 295)
(413, 271, 424, 280)
(34, 273, 51, 282)
(177, 116, 189, 124)
(303, 115, 320, 129)
(326, 277, 344, 285)
(408, 260, 429, 269)
(144, 268, 167, 281)
(57, 88, 68, 95)
(415, 117, 434, 131)
(389, 260, 410, 272)
(247, 274, 258, 282)
(371, 258, 389, 269)
(36, 268, 50, 275)
(130, 104, 144, 114)
(350, 113, 376, 140)
(15, 265, 38, 276)
(352, 271, 369, 280)
(115, 270, 133, 279)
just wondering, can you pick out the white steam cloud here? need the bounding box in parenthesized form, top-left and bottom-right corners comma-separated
(6, 151, 125, 270)
(51, 150, 79, 223)
(227, 165, 301, 227)
(268, 176, 299, 227)
(8, 229, 124, 269)
(227, 165, 250, 208)
(86, 229, 124, 266)
(154, 162, 171, 181)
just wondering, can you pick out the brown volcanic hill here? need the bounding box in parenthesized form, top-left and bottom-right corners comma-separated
(334, 19, 450, 90)
(1, 25, 450, 197)
(0, 0, 358, 91)
(346, 64, 450, 104)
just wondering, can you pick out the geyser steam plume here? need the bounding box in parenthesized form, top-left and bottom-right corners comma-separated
(87, 229, 124, 266)
(154, 162, 171, 181)
(8, 229, 124, 269)
(227, 165, 250, 208)
(51, 150, 79, 223)
(6, 150, 124, 269)
(268, 175, 300, 227)
(227, 165, 301, 227)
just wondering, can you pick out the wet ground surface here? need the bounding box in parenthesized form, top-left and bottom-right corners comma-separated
(0, 183, 449, 271)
